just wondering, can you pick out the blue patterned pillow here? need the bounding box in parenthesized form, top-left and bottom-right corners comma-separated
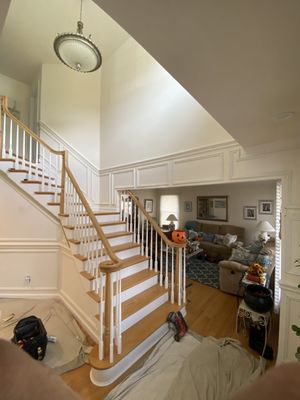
(229, 248, 257, 266)
(202, 232, 215, 242)
(187, 229, 198, 240)
(256, 254, 271, 268)
(246, 241, 264, 254)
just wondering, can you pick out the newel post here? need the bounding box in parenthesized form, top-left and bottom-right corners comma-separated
(104, 271, 112, 359)
(60, 151, 67, 215)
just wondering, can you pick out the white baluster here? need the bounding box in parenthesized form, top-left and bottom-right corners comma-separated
(137, 206, 140, 244)
(8, 118, 12, 158)
(154, 231, 158, 272)
(160, 237, 163, 286)
(109, 274, 114, 363)
(178, 248, 182, 306)
(150, 225, 153, 270)
(171, 247, 174, 304)
(28, 136, 32, 179)
(145, 220, 149, 261)
(183, 247, 186, 304)
(15, 125, 19, 168)
(48, 152, 52, 194)
(165, 244, 169, 289)
(125, 197, 129, 232)
(22, 130, 26, 167)
(2, 113, 6, 158)
(141, 214, 144, 256)
(35, 140, 38, 167)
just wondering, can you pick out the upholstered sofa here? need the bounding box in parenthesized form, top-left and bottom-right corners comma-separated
(184, 221, 245, 261)
(218, 239, 275, 295)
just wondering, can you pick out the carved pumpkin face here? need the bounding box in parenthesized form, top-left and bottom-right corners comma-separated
(172, 229, 187, 244)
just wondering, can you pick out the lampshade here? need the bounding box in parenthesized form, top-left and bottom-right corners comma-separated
(166, 214, 178, 222)
(256, 220, 275, 232)
(53, 1, 102, 73)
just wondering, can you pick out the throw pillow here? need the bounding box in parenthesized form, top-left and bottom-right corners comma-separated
(223, 233, 237, 247)
(246, 241, 264, 254)
(256, 254, 272, 268)
(187, 229, 198, 241)
(214, 234, 225, 245)
(201, 232, 215, 242)
(229, 247, 257, 266)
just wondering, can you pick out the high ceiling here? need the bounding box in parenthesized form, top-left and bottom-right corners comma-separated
(0, 0, 129, 83)
(94, 0, 300, 148)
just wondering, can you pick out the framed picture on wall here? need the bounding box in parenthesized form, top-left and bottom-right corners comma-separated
(144, 199, 153, 213)
(184, 201, 192, 212)
(258, 200, 273, 215)
(243, 206, 257, 220)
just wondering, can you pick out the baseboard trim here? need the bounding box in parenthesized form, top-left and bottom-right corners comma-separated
(0, 290, 59, 299)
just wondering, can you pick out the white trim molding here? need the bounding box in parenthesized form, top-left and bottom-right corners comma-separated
(39, 122, 101, 209)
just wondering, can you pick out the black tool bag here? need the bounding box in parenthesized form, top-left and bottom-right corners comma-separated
(11, 315, 48, 360)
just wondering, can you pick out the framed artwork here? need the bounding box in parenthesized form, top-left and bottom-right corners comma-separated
(184, 201, 192, 212)
(258, 200, 273, 215)
(144, 199, 153, 213)
(243, 206, 257, 220)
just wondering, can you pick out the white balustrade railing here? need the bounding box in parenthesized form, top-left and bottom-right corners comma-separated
(119, 190, 186, 307)
(1, 106, 62, 199)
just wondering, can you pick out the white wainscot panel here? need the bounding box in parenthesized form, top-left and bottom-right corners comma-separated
(113, 170, 135, 189)
(69, 154, 88, 195)
(91, 171, 100, 206)
(40, 131, 61, 151)
(283, 210, 300, 277)
(0, 249, 59, 290)
(278, 288, 300, 362)
(173, 153, 224, 185)
(100, 174, 111, 204)
(136, 163, 169, 187)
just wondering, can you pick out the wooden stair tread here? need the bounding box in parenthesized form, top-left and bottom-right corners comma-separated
(22, 179, 62, 188)
(100, 221, 126, 227)
(74, 242, 141, 262)
(121, 269, 158, 292)
(121, 285, 167, 320)
(89, 302, 181, 369)
(35, 191, 60, 195)
(0, 158, 15, 162)
(48, 202, 60, 206)
(118, 254, 149, 269)
(87, 269, 157, 302)
(68, 231, 132, 245)
(8, 168, 28, 173)
(80, 271, 94, 280)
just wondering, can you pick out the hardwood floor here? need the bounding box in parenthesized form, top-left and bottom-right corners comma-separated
(62, 279, 279, 400)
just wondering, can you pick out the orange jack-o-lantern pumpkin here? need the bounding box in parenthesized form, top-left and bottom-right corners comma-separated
(171, 229, 187, 244)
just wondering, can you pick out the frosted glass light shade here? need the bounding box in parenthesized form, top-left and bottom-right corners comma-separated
(54, 23, 102, 73)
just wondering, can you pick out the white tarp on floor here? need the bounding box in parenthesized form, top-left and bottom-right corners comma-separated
(106, 331, 264, 400)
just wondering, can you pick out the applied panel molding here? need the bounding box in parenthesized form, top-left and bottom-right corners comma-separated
(136, 163, 169, 187)
(112, 169, 135, 189)
(172, 153, 224, 185)
(100, 173, 111, 204)
(39, 122, 100, 206)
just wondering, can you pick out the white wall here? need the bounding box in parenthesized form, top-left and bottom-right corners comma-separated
(40, 64, 101, 168)
(0, 176, 61, 294)
(153, 181, 276, 244)
(0, 72, 30, 125)
(100, 37, 233, 169)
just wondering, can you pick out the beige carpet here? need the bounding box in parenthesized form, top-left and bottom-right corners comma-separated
(0, 298, 91, 374)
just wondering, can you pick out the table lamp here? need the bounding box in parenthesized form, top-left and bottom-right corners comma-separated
(256, 220, 275, 243)
(166, 214, 178, 231)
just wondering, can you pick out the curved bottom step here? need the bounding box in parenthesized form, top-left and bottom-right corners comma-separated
(89, 305, 186, 387)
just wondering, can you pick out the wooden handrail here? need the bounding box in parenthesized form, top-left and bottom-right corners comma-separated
(64, 163, 121, 266)
(127, 190, 185, 249)
(0, 96, 64, 156)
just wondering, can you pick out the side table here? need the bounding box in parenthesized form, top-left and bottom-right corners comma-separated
(236, 299, 271, 358)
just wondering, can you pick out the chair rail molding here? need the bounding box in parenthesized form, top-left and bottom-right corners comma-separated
(39, 122, 101, 208)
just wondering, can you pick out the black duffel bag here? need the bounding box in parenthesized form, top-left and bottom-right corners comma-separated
(11, 315, 48, 360)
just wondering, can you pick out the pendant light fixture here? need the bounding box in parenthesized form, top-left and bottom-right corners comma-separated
(53, 0, 102, 73)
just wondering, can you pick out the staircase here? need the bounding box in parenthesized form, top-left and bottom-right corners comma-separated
(0, 95, 187, 386)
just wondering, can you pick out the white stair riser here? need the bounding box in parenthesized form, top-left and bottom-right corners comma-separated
(118, 275, 158, 303)
(95, 214, 120, 223)
(108, 235, 133, 246)
(0, 160, 14, 171)
(101, 224, 126, 234)
(121, 292, 169, 333)
(120, 260, 149, 279)
(116, 247, 140, 259)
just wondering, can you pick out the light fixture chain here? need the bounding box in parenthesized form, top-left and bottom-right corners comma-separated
(80, 0, 83, 22)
